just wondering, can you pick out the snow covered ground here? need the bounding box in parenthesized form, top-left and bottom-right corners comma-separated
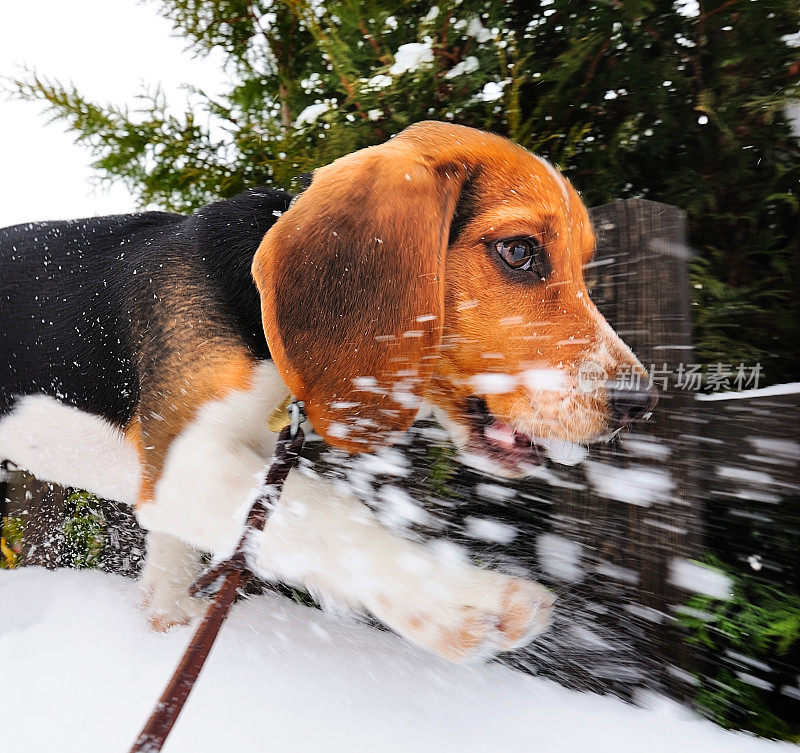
(1, 568, 793, 753)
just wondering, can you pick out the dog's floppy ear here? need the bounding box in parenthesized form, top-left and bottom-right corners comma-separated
(253, 136, 469, 452)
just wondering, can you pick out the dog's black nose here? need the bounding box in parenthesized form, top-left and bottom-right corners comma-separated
(608, 384, 658, 426)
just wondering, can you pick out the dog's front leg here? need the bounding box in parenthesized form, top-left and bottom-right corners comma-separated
(131, 359, 285, 629)
(133, 418, 275, 630)
(253, 469, 554, 663)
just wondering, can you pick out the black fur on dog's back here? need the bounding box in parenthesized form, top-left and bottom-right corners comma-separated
(0, 188, 292, 425)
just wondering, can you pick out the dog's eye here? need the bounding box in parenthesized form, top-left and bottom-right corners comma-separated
(494, 238, 546, 276)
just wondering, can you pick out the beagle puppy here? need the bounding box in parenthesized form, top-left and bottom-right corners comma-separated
(0, 122, 655, 662)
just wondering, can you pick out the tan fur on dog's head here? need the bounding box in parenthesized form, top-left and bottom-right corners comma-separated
(253, 122, 651, 473)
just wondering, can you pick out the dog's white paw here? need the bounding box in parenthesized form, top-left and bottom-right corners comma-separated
(138, 531, 206, 632)
(368, 570, 554, 663)
(138, 581, 206, 632)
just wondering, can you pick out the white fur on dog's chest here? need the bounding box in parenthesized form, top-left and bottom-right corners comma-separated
(135, 360, 288, 552)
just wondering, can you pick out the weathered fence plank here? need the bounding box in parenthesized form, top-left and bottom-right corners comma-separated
(697, 388, 800, 588)
(695, 388, 800, 720)
(583, 200, 703, 689)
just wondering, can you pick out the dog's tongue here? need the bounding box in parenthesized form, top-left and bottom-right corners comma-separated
(483, 421, 517, 448)
(483, 420, 587, 467)
(484, 421, 541, 456)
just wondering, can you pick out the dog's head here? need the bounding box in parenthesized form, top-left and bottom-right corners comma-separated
(253, 122, 656, 476)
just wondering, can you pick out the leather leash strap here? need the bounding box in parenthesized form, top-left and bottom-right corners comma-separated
(128, 416, 306, 753)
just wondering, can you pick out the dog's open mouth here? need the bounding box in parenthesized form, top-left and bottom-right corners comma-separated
(463, 396, 546, 471)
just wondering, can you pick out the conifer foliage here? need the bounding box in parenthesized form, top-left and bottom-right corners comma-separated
(12, 0, 800, 382)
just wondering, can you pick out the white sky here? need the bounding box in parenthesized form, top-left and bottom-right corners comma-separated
(0, 0, 228, 228)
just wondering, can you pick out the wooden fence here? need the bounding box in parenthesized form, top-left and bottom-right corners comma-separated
(546, 200, 703, 694)
(1, 199, 798, 706)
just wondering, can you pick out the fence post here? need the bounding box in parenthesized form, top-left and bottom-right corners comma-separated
(545, 199, 704, 694)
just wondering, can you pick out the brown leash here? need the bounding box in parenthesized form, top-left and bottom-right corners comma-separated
(128, 402, 306, 753)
